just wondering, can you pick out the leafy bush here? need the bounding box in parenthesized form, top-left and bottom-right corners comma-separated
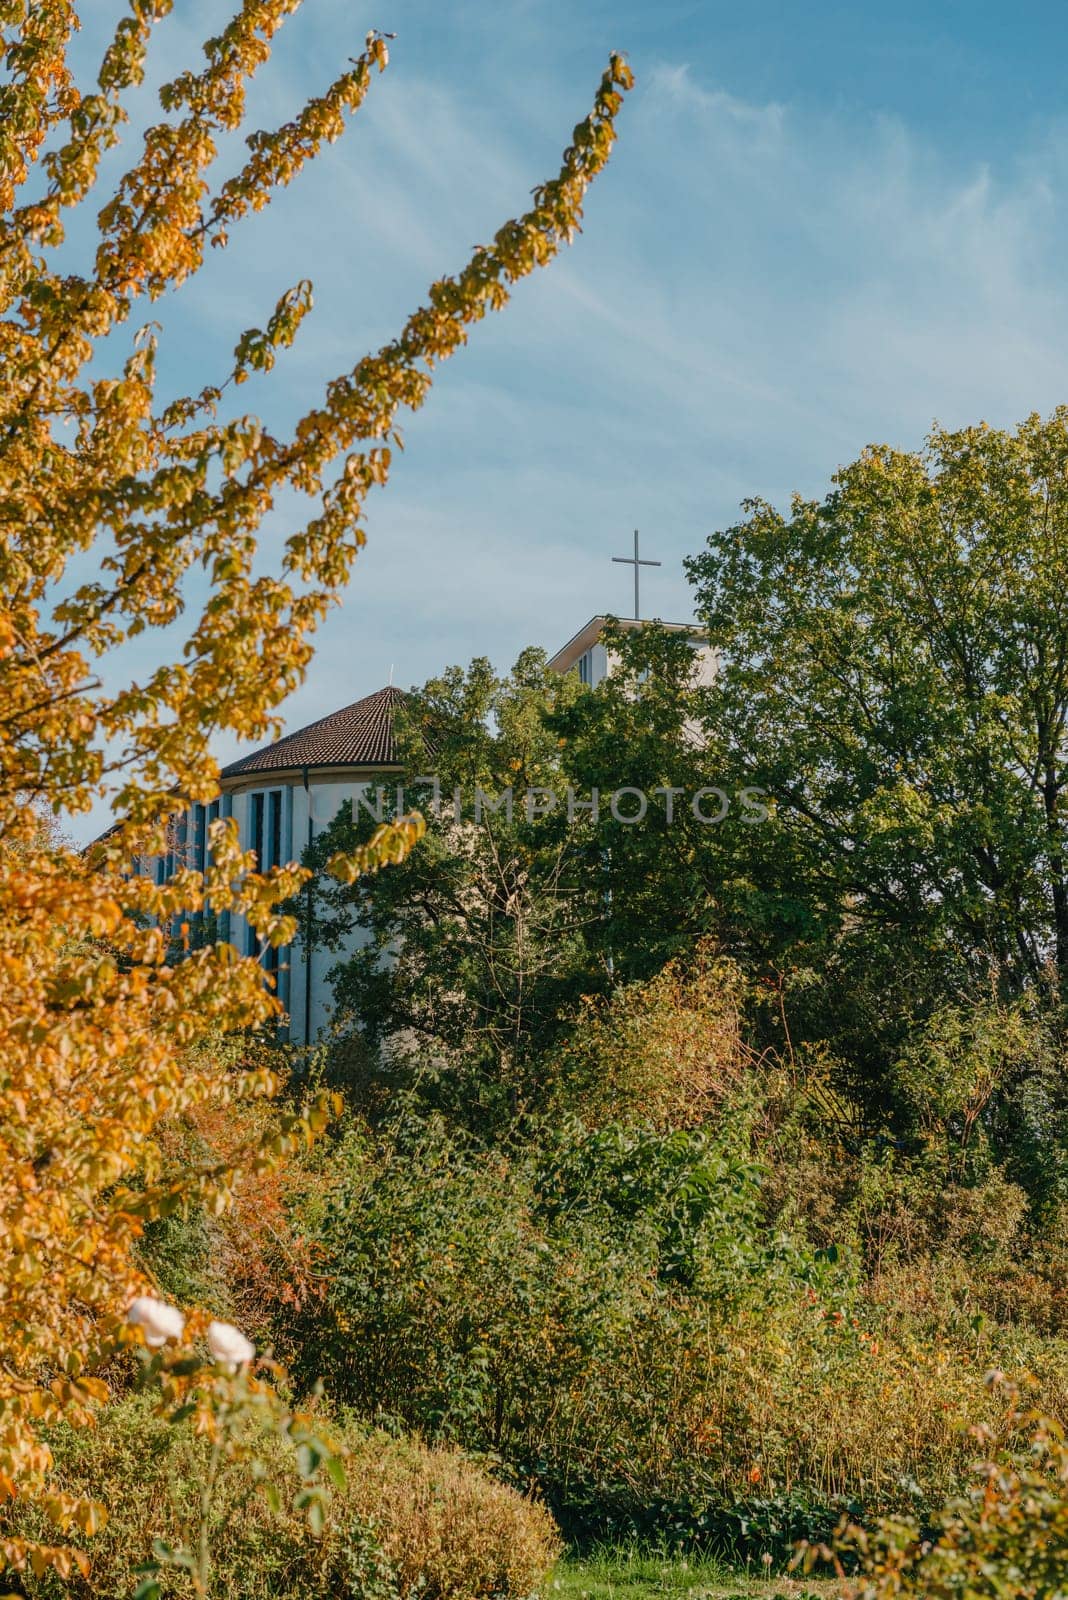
(257, 1079, 1068, 1555)
(282, 1106, 986, 1547)
(832, 1389, 1068, 1599)
(543, 1476, 860, 1564)
(285, 1104, 804, 1434)
(1, 1395, 559, 1600)
(539, 944, 753, 1129)
(154, 967, 1068, 1565)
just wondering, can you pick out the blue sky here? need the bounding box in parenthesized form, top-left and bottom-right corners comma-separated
(66, 1, 1068, 835)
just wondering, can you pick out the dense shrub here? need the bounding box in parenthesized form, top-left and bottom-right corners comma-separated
(539, 945, 753, 1129)
(272, 1103, 1061, 1546)
(1, 1396, 559, 1600)
(285, 1106, 801, 1437)
(140, 966, 1068, 1566)
(835, 1390, 1068, 1599)
(237, 1058, 1068, 1559)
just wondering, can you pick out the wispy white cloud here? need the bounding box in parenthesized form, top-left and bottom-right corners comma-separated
(58, 5, 1068, 839)
(648, 62, 785, 137)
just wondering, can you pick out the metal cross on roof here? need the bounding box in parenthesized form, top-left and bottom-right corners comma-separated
(612, 529, 662, 619)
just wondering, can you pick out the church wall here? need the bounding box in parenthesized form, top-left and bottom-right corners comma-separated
(142, 774, 388, 1049)
(690, 643, 719, 687)
(588, 640, 610, 687)
(254, 775, 383, 1049)
(601, 636, 717, 688)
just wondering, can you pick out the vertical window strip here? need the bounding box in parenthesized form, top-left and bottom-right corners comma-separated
(248, 793, 265, 958)
(265, 790, 283, 976)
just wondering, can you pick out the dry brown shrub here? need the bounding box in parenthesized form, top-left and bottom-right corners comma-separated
(547, 939, 755, 1128)
(4, 1396, 560, 1600)
(346, 1431, 562, 1599)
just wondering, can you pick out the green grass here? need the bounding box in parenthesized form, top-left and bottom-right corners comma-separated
(552, 1547, 840, 1600)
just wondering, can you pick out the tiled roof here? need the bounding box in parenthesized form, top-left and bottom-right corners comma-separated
(220, 685, 408, 780)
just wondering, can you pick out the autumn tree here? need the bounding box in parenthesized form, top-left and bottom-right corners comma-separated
(0, 1, 631, 1581)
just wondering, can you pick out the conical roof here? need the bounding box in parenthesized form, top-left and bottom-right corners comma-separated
(220, 685, 408, 780)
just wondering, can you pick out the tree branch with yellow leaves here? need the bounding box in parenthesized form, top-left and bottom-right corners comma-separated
(0, 1, 631, 1583)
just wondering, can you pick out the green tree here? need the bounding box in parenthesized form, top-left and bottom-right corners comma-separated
(686, 413, 1068, 1074)
(304, 649, 606, 1120)
(553, 622, 770, 981)
(309, 627, 776, 1118)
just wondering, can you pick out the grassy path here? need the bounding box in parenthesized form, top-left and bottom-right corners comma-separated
(552, 1549, 841, 1600)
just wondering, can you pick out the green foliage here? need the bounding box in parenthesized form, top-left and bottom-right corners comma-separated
(834, 1391, 1068, 1599)
(887, 995, 1067, 1193)
(287, 1103, 794, 1429)
(550, 623, 742, 984)
(138, 1204, 229, 1318)
(533, 1119, 773, 1293)
(686, 414, 1068, 1089)
(302, 650, 605, 1123)
(270, 410, 1068, 1582)
(278, 1101, 911, 1550)
(93, 954, 1068, 1580)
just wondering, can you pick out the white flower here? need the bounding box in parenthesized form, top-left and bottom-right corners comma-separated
(207, 1320, 256, 1371)
(127, 1295, 186, 1348)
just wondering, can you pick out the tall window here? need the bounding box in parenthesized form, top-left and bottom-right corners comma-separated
(250, 793, 265, 864)
(578, 649, 593, 685)
(268, 789, 282, 873)
(248, 790, 284, 965)
(248, 793, 265, 956)
(265, 790, 282, 977)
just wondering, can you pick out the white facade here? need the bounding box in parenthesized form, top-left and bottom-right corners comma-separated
(159, 769, 397, 1046)
(234, 771, 403, 1046)
(548, 615, 717, 688)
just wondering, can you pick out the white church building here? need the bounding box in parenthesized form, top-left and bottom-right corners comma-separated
(156, 614, 715, 1044)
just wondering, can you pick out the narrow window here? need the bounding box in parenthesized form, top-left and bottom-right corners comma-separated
(251, 792, 265, 865)
(248, 793, 265, 957)
(193, 804, 206, 876)
(265, 790, 284, 979)
(268, 789, 282, 871)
